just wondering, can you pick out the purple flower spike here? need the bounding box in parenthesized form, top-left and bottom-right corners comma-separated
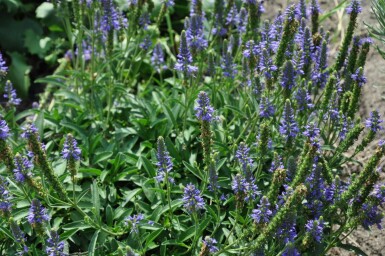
(281, 60, 296, 90)
(125, 214, 144, 234)
(371, 183, 385, 204)
(202, 236, 219, 253)
(100, 0, 127, 32)
(0, 120, 10, 140)
(27, 199, 50, 226)
(185, 15, 207, 53)
(279, 101, 299, 140)
(305, 218, 324, 242)
(365, 110, 383, 132)
(0, 177, 12, 215)
(351, 68, 367, 86)
(251, 196, 273, 224)
(283, 243, 300, 256)
(259, 96, 275, 118)
(46, 230, 66, 256)
(62, 134, 81, 161)
(195, 91, 214, 122)
(21, 124, 38, 139)
(151, 43, 167, 73)
(13, 154, 33, 183)
(236, 143, 253, 175)
(309, 0, 321, 15)
(182, 183, 205, 213)
(4, 81, 21, 106)
(346, 0, 362, 14)
(0, 52, 7, 75)
(155, 137, 173, 183)
(175, 31, 198, 76)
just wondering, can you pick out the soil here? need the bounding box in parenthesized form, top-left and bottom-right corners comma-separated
(264, 0, 385, 255)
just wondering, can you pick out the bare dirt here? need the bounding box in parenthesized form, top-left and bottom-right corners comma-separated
(265, 0, 385, 255)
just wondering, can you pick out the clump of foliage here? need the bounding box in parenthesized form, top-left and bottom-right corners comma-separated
(0, 0, 384, 255)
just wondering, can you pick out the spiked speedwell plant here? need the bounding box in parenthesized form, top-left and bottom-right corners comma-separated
(0, 0, 384, 255)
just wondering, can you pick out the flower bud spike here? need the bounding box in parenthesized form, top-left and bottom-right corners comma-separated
(356, 37, 373, 69)
(274, 5, 299, 72)
(22, 123, 68, 201)
(334, 0, 361, 71)
(347, 67, 365, 118)
(266, 168, 286, 204)
(330, 120, 364, 165)
(251, 184, 307, 252)
(310, 0, 321, 35)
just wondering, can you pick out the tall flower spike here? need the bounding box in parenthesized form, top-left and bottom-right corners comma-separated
(10, 218, 26, 243)
(236, 142, 253, 179)
(280, 60, 296, 95)
(259, 96, 275, 118)
(182, 183, 205, 213)
(151, 43, 167, 73)
(237, 7, 248, 34)
(4, 80, 21, 106)
(365, 111, 383, 132)
(296, 0, 307, 20)
(100, 0, 127, 32)
(185, 15, 207, 54)
(13, 154, 33, 183)
(22, 123, 68, 201)
(155, 136, 173, 183)
(310, 0, 321, 34)
(274, 5, 299, 71)
(226, 3, 238, 27)
(251, 196, 273, 224)
(27, 199, 50, 230)
(0, 177, 12, 216)
(295, 83, 313, 112)
(312, 39, 329, 88)
(212, 0, 226, 36)
(46, 230, 66, 256)
(221, 49, 237, 79)
(346, 0, 362, 14)
(0, 51, 7, 76)
(190, 0, 203, 16)
(335, 0, 361, 71)
(62, 134, 81, 161)
(259, 48, 277, 89)
(279, 100, 299, 141)
(62, 134, 81, 182)
(0, 120, 10, 140)
(175, 31, 198, 77)
(201, 236, 219, 254)
(195, 91, 214, 122)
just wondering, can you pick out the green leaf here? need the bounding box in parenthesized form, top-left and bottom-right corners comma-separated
(91, 180, 101, 219)
(183, 161, 203, 180)
(8, 52, 31, 97)
(106, 204, 114, 226)
(145, 228, 164, 249)
(179, 226, 195, 242)
(0, 226, 15, 241)
(24, 29, 51, 57)
(162, 104, 177, 129)
(88, 230, 100, 256)
(94, 151, 113, 165)
(140, 156, 156, 178)
(36, 2, 54, 19)
(60, 120, 87, 139)
(79, 168, 102, 176)
(61, 220, 92, 230)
